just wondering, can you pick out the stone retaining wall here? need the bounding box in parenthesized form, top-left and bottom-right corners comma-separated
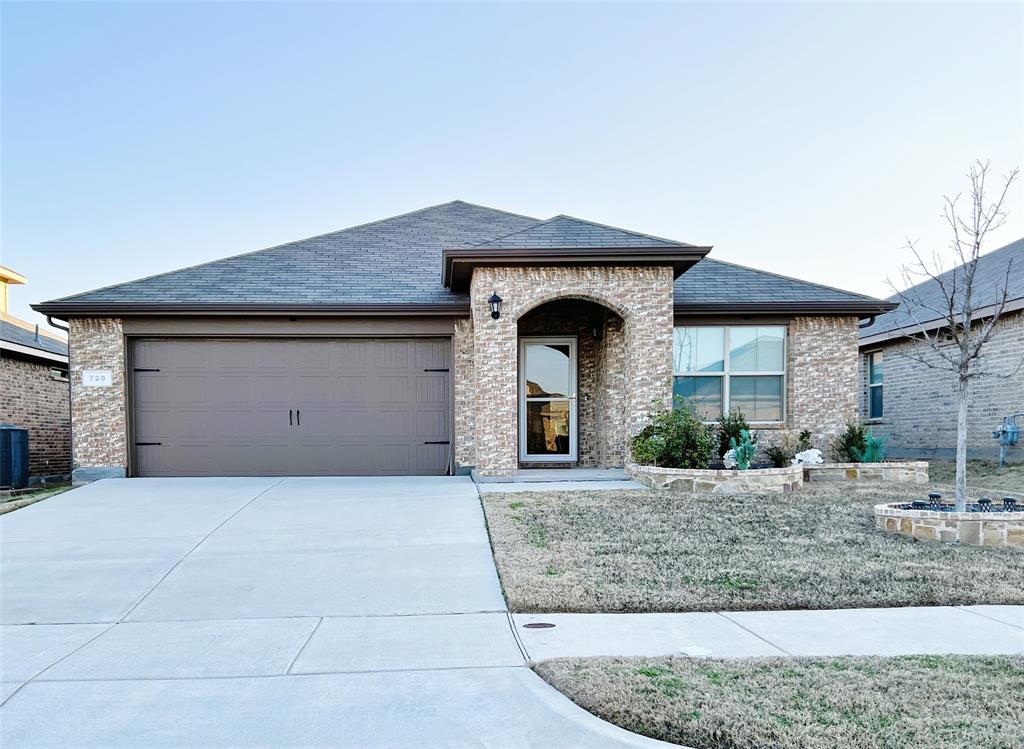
(803, 462, 928, 484)
(628, 463, 803, 493)
(875, 502, 1024, 547)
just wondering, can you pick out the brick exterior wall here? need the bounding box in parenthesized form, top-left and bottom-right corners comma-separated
(469, 265, 674, 477)
(860, 310, 1024, 461)
(786, 316, 860, 443)
(68, 318, 127, 479)
(452, 318, 476, 469)
(0, 354, 71, 481)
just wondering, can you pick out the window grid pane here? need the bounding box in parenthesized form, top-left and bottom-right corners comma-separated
(672, 326, 786, 421)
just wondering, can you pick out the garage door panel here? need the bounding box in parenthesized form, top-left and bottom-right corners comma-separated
(132, 338, 450, 477)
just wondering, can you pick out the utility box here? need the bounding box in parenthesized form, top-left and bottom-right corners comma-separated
(1, 423, 30, 490)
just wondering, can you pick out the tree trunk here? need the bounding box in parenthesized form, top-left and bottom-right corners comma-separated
(955, 377, 969, 511)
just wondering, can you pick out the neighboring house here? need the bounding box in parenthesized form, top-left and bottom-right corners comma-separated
(1, 265, 71, 483)
(858, 238, 1024, 462)
(34, 201, 893, 482)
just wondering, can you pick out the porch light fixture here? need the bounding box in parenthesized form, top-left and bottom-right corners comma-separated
(488, 293, 503, 320)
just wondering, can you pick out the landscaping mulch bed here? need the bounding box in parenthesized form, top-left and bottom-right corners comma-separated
(535, 654, 1024, 749)
(481, 476, 1024, 613)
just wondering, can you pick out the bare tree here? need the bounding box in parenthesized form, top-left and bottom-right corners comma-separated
(889, 160, 1020, 510)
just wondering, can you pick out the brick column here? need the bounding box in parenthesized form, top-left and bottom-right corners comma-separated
(68, 318, 127, 482)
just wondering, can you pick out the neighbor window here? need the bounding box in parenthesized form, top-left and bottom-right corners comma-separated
(672, 326, 786, 421)
(867, 351, 883, 419)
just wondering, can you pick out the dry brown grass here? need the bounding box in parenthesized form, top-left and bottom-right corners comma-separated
(535, 654, 1024, 749)
(927, 459, 1024, 495)
(0, 485, 71, 515)
(481, 471, 1024, 613)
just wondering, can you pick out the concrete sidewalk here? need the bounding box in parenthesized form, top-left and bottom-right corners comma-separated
(513, 605, 1024, 661)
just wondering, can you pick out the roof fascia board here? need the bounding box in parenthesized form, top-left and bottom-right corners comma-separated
(674, 301, 898, 317)
(858, 296, 1024, 347)
(0, 340, 69, 364)
(32, 302, 473, 319)
(443, 245, 713, 289)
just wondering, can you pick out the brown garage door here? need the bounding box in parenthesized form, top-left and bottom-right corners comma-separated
(130, 338, 451, 477)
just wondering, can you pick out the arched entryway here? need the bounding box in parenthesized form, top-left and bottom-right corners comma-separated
(517, 299, 626, 468)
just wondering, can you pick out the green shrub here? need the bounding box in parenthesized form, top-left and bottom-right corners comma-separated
(730, 429, 757, 470)
(830, 421, 869, 462)
(798, 429, 813, 451)
(851, 431, 888, 463)
(716, 409, 754, 459)
(632, 400, 716, 469)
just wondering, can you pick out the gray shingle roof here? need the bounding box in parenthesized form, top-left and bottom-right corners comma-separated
(860, 237, 1023, 339)
(44, 201, 540, 307)
(675, 258, 887, 308)
(469, 215, 688, 249)
(1, 319, 68, 357)
(36, 200, 892, 315)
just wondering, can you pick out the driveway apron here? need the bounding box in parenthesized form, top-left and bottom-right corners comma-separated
(0, 477, 667, 748)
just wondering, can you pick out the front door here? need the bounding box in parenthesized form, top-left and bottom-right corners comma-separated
(519, 337, 577, 463)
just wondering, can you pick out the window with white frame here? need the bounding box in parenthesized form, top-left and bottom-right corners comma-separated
(672, 326, 786, 421)
(867, 351, 883, 419)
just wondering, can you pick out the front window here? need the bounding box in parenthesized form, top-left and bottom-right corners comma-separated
(867, 351, 883, 419)
(673, 326, 786, 421)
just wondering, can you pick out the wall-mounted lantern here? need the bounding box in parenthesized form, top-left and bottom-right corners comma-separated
(488, 293, 503, 320)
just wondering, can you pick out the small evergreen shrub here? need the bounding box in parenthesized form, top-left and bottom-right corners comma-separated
(764, 430, 802, 468)
(716, 409, 754, 459)
(631, 400, 716, 469)
(851, 430, 888, 463)
(798, 429, 813, 451)
(729, 429, 757, 470)
(829, 421, 869, 462)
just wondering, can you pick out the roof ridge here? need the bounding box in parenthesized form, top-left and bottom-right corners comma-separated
(699, 257, 881, 302)
(468, 215, 558, 247)
(550, 214, 694, 247)
(45, 200, 537, 304)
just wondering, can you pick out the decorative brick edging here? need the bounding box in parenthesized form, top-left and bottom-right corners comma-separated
(627, 463, 803, 493)
(803, 461, 929, 484)
(875, 502, 1024, 547)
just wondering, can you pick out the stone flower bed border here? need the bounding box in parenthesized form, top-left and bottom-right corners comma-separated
(627, 463, 803, 493)
(875, 502, 1024, 547)
(803, 461, 929, 485)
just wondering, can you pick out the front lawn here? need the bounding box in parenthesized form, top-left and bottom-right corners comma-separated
(535, 654, 1024, 749)
(481, 479, 1024, 613)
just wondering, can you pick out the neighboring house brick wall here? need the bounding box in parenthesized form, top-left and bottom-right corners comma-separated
(0, 355, 71, 481)
(68, 318, 127, 480)
(786, 315, 860, 444)
(469, 265, 674, 477)
(860, 310, 1024, 461)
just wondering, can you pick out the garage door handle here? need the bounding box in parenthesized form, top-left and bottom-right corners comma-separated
(133, 368, 160, 373)
(424, 440, 450, 445)
(424, 368, 449, 372)
(135, 442, 162, 446)
(296, 409, 301, 426)
(289, 409, 293, 426)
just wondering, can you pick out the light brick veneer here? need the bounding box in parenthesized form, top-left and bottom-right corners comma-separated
(787, 316, 860, 443)
(68, 318, 127, 481)
(469, 265, 674, 477)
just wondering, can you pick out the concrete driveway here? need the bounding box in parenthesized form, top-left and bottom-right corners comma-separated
(0, 477, 664, 748)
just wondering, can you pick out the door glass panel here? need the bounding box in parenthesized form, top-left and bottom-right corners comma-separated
(525, 344, 570, 398)
(525, 401, 571, 455)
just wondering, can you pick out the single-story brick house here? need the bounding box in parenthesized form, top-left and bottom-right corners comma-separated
(859, 237, 1023, 462)
(1, 265, 71, 484)
(34, 201, 894, 482)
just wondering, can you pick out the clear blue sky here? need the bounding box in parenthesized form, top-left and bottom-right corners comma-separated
(3, 1, 1021, 332)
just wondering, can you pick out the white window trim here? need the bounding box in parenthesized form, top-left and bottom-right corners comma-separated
(867, 350, 883, 421)
(672, 325, 787, 424)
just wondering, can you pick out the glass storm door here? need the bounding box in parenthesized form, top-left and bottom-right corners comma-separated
(519, 337, 578, 462)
